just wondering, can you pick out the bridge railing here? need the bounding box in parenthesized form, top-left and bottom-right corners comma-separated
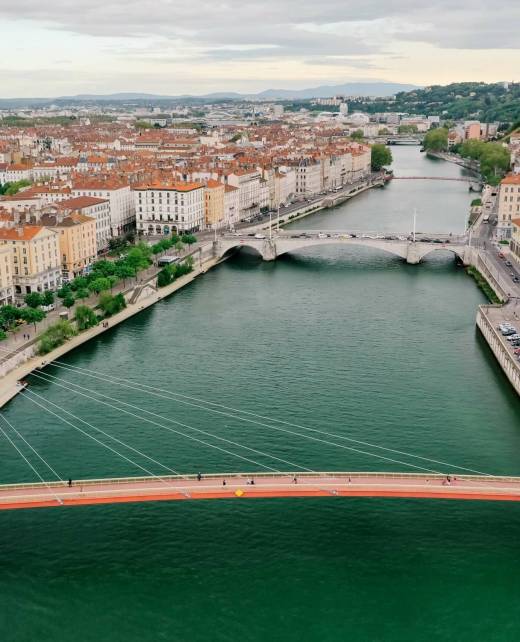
(2, 471, 520, 491)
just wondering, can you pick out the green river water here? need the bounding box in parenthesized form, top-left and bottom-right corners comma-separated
(1, 147, 520, 641)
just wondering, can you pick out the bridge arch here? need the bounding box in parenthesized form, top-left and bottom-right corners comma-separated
(219, 241, 267, 260)
(416, 246, 466, 263)
(274, 238, 410, 262)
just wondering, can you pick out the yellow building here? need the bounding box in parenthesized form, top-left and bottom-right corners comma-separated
(42, 213, 97, 281)
(204, 179, 225, 229)
(0, 243, 14, 305)
(0, 225, 61, 301)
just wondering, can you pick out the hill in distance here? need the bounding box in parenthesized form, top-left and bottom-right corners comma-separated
(0, 82, 418, 108)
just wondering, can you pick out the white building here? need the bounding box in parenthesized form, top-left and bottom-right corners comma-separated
(134, 182, 205, 236)
(226, 170, 262, 221)
(224, 184, 240, 228)
(294, 159, 322, 197)
(72, 178, 135, 237)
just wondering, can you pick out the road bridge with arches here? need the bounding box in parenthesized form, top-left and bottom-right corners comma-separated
(215, 231, 469, 265)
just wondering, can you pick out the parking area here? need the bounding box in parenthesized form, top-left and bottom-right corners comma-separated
(485, 303, 520, 364)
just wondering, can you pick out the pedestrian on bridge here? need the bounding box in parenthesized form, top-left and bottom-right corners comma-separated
(68, 478, 72, 487)
(197, 472, 202, 481)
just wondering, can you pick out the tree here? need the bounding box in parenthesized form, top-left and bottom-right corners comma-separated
(423, 128, 449, 152)
(371, 144, 393, 171)
(181, 234, 197, 245)
(108, 237, 127, 253)
(398, 124, 418, 134)
(75, 305, 99, 331)
(38, 320, 77, 355)
(3, 179, 31, 196)
(69, 276, 88, 291)
(63, 294, 75, 309)
(42, 290, 54, 306)
(125, 244, 151, 271)
(76, 288, 90, 300)
(24, 292, 43, 308)
(175, 241, 184, 254)
(90, 259, 116, 278)
(57, 285, 72, 299)
(0, 305, 20, 330)
(20, 307, 45, 330)
(114, 263, 135, 285)
(99, 292, 126, 317)
(88, 277, 112, 294)
(351, 129, 364, 141)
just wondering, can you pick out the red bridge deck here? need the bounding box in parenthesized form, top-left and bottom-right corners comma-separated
(1, 473, 520, 510)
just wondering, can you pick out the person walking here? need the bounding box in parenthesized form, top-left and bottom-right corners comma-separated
(68, 478, 72, 487)
(197, 472, 202, 482)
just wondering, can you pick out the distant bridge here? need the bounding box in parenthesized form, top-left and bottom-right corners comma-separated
(3, 473, 520, 510)
(216, 231, 468, 265)
(392, 176, 481, 183)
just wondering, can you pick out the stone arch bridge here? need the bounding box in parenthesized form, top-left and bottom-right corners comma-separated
(215, 231, 468, 265)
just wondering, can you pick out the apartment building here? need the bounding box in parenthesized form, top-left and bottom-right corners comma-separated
(224, 185, 240, 228)
(72, 177, 135, 237)
(497, 174, 520, 240)
(0, 244, 14, 305)
(511, 218, 520, 266)
(226, 170, 262, 221)
(56, 196, 111, 252)
(134, 181, 205, 235)
(0, 225, 61, 299)
(41, 213, 97, 281)
(294, 159, 322, 197)
(204, 180, 225, 229)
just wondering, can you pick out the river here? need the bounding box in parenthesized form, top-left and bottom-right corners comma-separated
(1, 147, 520, 641)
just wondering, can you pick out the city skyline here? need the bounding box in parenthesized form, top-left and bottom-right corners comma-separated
(0, 0, 518, 97)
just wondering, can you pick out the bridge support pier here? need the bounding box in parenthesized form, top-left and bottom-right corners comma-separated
(262, 240, 277, 261)
(406, 243, 421, 265)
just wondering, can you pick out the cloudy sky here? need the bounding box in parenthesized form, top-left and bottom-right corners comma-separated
(0, 0, 518, 97)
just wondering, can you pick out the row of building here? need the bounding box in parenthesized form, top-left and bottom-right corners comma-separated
(0, 120, 373, 304)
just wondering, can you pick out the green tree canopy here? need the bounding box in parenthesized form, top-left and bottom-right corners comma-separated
(423, 128, 449, 152)
(20, 307, 45, 329)
(42, 290, 54, 306)
(75, 305, 99, 331)
(24, 292, 43, 308)
(371, 144, 393, 171)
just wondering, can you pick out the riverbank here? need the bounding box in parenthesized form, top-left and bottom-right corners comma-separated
(0, 177, 387, 408)
(0, 248, 220, 408)
(426, 150, 481, 176)
(477, 303, 520, 396)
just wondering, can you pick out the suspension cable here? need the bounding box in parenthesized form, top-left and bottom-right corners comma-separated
(0, 414, 64, 505)
(23, 388, 183, 478)
(29, 369, 442, 474)
(26, 372, 289, 473)
(0, 413, 63, 481)
(45, 359, 492, 477)
(22, 389, 190, 485)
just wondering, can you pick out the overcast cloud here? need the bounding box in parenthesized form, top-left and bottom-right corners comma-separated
(0, 0, 518, 96)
